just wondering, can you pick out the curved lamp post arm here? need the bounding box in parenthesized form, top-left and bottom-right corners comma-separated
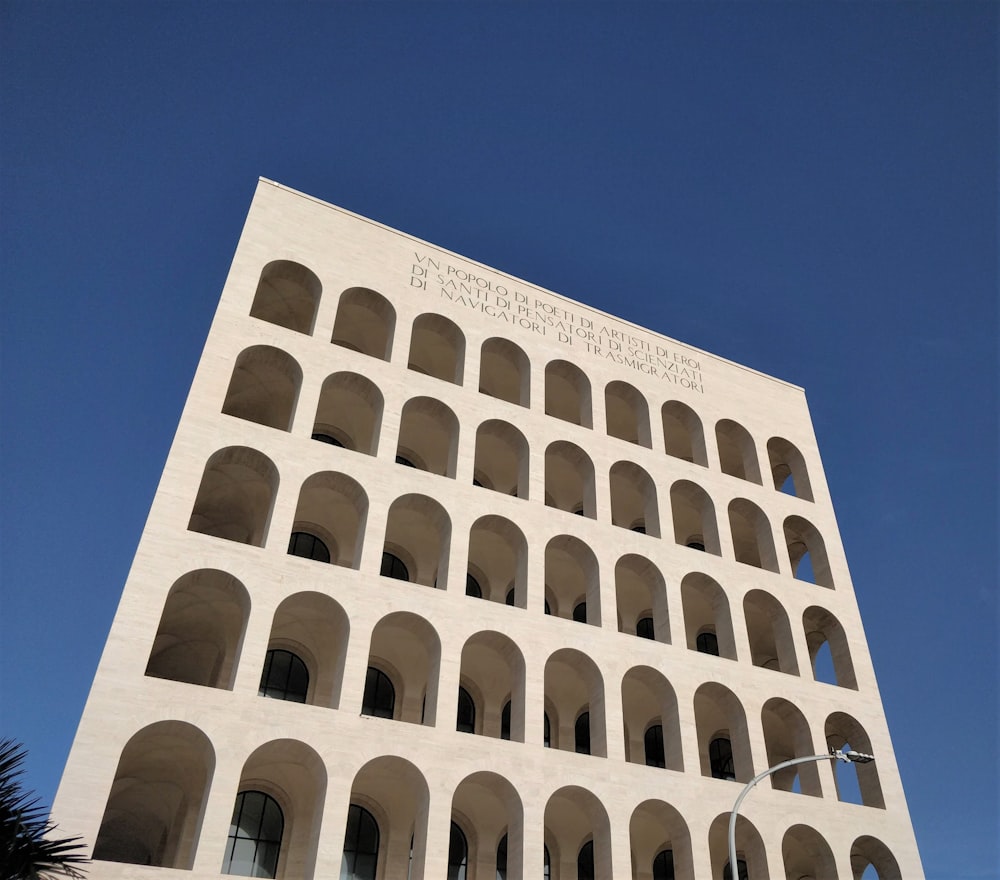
(727, 750, 873, 879)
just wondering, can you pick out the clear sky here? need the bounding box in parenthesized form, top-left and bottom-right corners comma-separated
(0, 2, 996, 878)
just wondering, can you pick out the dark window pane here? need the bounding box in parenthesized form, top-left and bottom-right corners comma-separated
(644, 724, 665, 768)
(465, 575, 482, 598)
(723, 859, 749, 880)
(696, 631, 719, 656)
(653, 849, 675, 880)
(447, 822, 468, 880)
(631, 523, 646, 533)
(395, 455, 416, 468)
(577, 840, 595, 880)
(505, 588, 516, 606)
(362, 667, 395, 718)
(636, 617, 655, 639)
(380, 552, 410, 581)
(575, 711, 591, 755)
(573, 601, 587, 624)
(258, 649, 309, 703)
(312, 432, 345, 447)
(223, 791, 283, 878)
(710, 737, 735, 780)
(288, 531, 331, 563)
(457, 686, 476, 733)
(501, 701, 512, 741)
(342, 804, 379, 880)
(496, 833, 508, 880)
(543, 712, 551, 748)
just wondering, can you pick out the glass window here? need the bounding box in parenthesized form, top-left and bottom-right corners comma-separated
(395, 455, 416, 468)
(457, 686, 476, 733)
(544, 599, 552, 615)
(258, 649, 309, 703)
(501, 700, 512, 741)
(631, 523, 647, 534)
(505, 588, 516, 606)
(575, 711, 591, 755)
(222, 790, 283, 878)
(710, 736, 735, 780)
(723, 858, 749, 880)
(380, 552, 410, 581)
(696, 631, 719, 656)
(312, 432, 345, 447)
(466, 574, 483, 598)
(341, 804, 379, 880)
(362, 667, 395, 719)
(653, 849, 675, 880)
(686, 539, 706, 551)
(544, 712, 551, 748)
(544, 845, 551, 879)
(288, 531, 330, 563)
(573, 601, 587, 624)
(644, 724, 665, 768)
(496, 833, 508, 880)
(636, 616, 655, 639)
(448, 822, 468, 880)
(577, 840, 595, 880)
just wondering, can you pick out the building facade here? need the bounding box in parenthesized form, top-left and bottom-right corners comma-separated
(53, 179, 924, 880)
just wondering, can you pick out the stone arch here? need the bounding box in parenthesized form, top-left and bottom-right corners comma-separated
(396, 396, 460, 477)
(680, 573, 736, 660)
(669, 480, 721, 555)
(249, 260, 321, 335)
(467, 515, 527, 607)
(459, 631, 526, 742)
(366, 611, 441, 726)
(661, 401, 707, 466)
(312, 371, 383, 455)
(629, 800, 693, 880)
(452, 771, 523, 880)
(743, 589, 798, 674)
(92, 721, 214, 868)
(609, 461, 660, 536)
(715, 419, 762, 483)
(544, 786, 612, 880)
(544, 360, 592, 427)
(760, 698, 821, 796)
(145, 569, 250, 689)
(188, 446, 278, 547)
(473, 419, 529, 498)
(288, 471, 367, 568)
(545, 535, 600, 625)
(728, 498, 779, 572)
(850, 836, 901, 880)
(381, 493, 451, 588)
(331, 287, 395, 360)
(694, 683, 752, 783)
(544, 648, 607, 757)
(782, 824, 837, 880)
(615, 554, 669, 644)
(479, 337, 530, 406)
(784, 515, 834, 587)
(767, 437, 813, 501)
(545, 441, 596, 518)
(221, 345, 302, 431)
(346, 756, 429, 880)
(708, 813, 769, 880)
(803, 606, 857, 689)
(262, 592, 349, 709)
(621, 666, 682, 771)
(605, 380, 651, 447)
(825, 713, 884, 808)
(408, 313, 465, 383)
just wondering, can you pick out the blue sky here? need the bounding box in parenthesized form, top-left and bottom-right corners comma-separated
(1, 3, 996, 878)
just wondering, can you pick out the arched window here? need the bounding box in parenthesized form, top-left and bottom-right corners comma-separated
(312, 432, 345, 447)
(505, 588, 516, 606)
(544, 845, 551, 879)
(222, 790, 283, 878)
(380, 552, 410, 581)
(258, 649, 309, 703)
(341, 804, 379, 880)
(723, 858, 749, 880)
(696, 631, 720, 656)
(448, 822, 468, 880)
(577, 840, 595, 880)
(287, 531, 331, 563)
(501, 701, 512, 741)
(653, 849, 675, 880)
(636, 616, 655, 639)
(496, 833, 508, 880)
(466, 575, 483, 599)
(544, 712, 552, 748)
(457, 686, 476, 733)
(710, 737, 735, 780)
(575, 712, 591, 755)
(644, 724, 665, 768)
(361, 667, 395, 719)
(573, 601, 588, 623)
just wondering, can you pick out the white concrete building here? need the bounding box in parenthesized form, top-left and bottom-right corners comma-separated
(53, 179, 924, 880)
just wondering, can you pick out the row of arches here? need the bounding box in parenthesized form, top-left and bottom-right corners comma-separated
(92, 720, 901, 878)
(189, 445, 835, 585)
(245, 262, 815, 498)
(146, 577, 874, 797)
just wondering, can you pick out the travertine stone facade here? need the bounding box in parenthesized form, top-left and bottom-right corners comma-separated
(54, 179, 924, 880)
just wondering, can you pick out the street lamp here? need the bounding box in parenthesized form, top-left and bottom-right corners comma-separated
(727, 749, 875, 879)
